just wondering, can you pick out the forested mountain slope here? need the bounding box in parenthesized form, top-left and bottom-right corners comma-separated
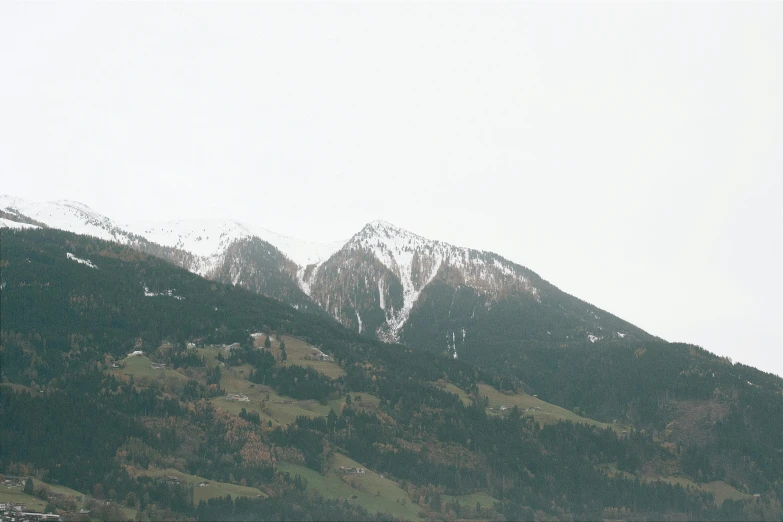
(2, 228, 782, 521)
(1, 197, 661, 375)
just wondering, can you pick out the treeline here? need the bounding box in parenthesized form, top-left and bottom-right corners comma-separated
(195, 490, 392, 522)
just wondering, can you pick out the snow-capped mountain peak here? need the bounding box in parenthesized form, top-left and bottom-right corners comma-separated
(1, 195, 540, 345)
(299, 218, 540, 342)
(125, 218, 346, 270)
(355, 219, 435, 245)
(0, 194, 135, 243)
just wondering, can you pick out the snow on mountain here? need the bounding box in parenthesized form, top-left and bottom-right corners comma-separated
(0, 217, 39, 229)
(307, 219, 539, 342)
(66, 252, 98, 269)
(1, 195, 541, 344)
(125, 218, 346, 272)
(0, 195, 134, 243)
(349, 220, 536, 294)
(344, 220, 447, 341)
(0, 196, 345, 273)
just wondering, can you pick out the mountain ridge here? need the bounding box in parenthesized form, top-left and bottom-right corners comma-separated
(0, 195, 547, 335)
(2, 226, 782, 522)
(0, 194, 656, 360)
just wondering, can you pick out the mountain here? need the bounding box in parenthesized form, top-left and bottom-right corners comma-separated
(2, 227, 782, 521)
(0, 196, 334, 313)
(304, 219, 539, 343)
(0, 195, 141, 243)
(123, 218, 345, 277)
(305, 220, 655, 360)
(0, 195, 657, 387)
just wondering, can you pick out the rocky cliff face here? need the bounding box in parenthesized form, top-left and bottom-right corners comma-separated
(302, 221, 540, 342)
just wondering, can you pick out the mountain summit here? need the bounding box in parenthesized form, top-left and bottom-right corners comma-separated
(0, 195, 651, 359)
(303, 217, 540, 343)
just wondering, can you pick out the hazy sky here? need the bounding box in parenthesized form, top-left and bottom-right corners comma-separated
(2, 2, 781, 376)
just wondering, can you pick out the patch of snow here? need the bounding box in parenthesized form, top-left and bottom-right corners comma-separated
(311, 346, 332, 360)
(297, 265, 315, 296)
(588, 334, 600, 343)
(444, 330, 459, 359)
(617, 332, 626, 339)
(143, 285, 183, 299)
(67, 252, 97, 269)
(0, 218, 39, 229)
(356, 311, 363, 334)
(378, 279, 386, 311)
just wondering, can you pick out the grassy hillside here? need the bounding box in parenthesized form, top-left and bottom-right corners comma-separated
(0, 477, 135, 519)
(278, 453, 422, 520)
(0, 484, 47, 511)
(110, 354, 190, 391)
(196, 345, 376, 426)
(266, 335, 346, 380)
(477, 383, 629, 431)
(601, 463, 749, 507)
(128, 467, 267, 505)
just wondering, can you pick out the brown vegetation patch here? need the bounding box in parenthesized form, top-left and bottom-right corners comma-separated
(664, 400, 729, 447)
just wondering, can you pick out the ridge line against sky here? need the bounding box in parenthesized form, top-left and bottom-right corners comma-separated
(3, 191, 781, 378)
(1, 2, 780, 376)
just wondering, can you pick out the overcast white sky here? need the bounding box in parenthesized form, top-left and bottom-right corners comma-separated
(1, 2, 781, 376)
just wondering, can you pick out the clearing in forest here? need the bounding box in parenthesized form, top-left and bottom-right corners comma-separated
(477, 383, 627, 432)
(257, 334, 346, 379)
(278, 453, 422, 520)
